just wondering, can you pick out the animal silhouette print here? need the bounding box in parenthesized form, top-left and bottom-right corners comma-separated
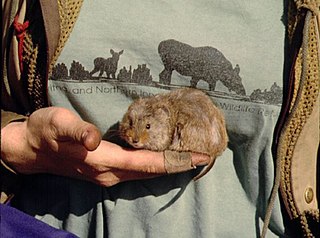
(158, 39, 246, 95)
(90, 49, 124, 79)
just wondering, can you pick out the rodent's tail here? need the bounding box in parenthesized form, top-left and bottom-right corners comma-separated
(154, 187, 186, 215)
(192, 156, 216, 181)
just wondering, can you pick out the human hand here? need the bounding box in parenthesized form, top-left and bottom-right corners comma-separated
(1, 107, 209, 186)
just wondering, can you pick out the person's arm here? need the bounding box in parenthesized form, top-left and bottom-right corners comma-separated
(1, 107, 209, 188)
(1, 110, 28, 203)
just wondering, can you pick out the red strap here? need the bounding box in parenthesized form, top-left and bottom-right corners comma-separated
(13, 15, 29, 72)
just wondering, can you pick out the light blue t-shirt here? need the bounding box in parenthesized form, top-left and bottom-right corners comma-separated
(18, 1, 286, 237)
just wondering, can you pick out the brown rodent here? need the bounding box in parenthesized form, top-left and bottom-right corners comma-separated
(119, 87, 228, 180)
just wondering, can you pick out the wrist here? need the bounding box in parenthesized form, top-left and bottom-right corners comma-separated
(1, 120, 29, 173)
(0, 121, 26, 204)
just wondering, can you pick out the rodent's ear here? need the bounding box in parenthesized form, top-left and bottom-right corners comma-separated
(156, 104, 170, 117)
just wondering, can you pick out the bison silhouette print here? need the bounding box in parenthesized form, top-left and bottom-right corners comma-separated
(158, 39, 246, 95)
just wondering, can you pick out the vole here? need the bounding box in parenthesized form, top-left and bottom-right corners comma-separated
(119, 87, 228, 180)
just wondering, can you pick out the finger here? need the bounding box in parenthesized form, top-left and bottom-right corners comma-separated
(92, 170, 161, 187)
(120, 151, 166, 174)
(87, 141, 167, 174)
(88, 141, 210, 174)
(163, 151, 210, 174)
(163, 150, 194, 173)
(190, 153, 210, 166)
(54, 154, 161, 187)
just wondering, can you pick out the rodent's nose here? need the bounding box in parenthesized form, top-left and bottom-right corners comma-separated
(132, 138, 139, 144)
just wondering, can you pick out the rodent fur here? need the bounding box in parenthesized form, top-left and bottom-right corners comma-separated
(119, 87, 228, 180)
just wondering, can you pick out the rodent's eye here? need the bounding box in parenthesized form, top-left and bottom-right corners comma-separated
(129, 119, 133, 127)
(146, 124, 151, 129)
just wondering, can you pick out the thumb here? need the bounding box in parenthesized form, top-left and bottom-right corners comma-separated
(49, 108, 102, 151)
(78, 123, 102, 151)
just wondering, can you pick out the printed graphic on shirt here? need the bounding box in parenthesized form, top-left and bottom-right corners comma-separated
(50, 39, 282, 106)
